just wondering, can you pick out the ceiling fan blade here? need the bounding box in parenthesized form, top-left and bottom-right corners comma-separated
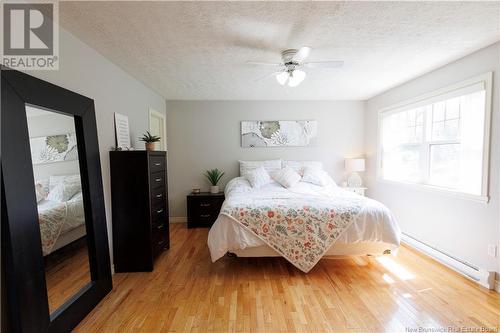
(303, 61, 344, 69)
(254, 71, 283, 82)
(292, 47, 311, 63)
(246, 61, 281, 66)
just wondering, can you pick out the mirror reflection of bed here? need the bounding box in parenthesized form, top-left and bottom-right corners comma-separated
(26, 105, 91, 314)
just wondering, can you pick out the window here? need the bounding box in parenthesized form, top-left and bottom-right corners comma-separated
(378, 73, 492, 201)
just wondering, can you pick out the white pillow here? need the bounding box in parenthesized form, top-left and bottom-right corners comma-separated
(302, 167, 336, 187)
(282, 160, 323, 175)
(239, 159, 282, 177)
(47, 182, 82, 203)
(273, 167, 301, 188)
(246, 166, 272, 188)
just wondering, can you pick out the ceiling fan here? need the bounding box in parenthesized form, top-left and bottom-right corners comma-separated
(246, 47, 344, 87)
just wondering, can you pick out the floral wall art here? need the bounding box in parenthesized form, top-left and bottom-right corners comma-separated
(29, 133, 79, 165)
(241, 120, 318, 147)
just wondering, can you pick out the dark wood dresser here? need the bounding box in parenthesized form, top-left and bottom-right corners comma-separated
(187, 192, 225, 228)
(110, 150, 169, 272)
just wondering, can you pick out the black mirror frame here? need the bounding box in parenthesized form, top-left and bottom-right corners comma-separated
(1, 67, 112, 333)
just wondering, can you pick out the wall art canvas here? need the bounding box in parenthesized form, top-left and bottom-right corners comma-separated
(241, 120, 318, 147)
(29, 133, 78, 165)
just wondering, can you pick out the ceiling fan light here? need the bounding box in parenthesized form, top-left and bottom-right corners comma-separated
(276, 72, 289, 85)
(287, 70, 306, 87)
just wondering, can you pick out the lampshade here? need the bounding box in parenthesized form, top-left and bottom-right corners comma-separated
(276, 72, 289, 85)
(345, 158, 365, 172)
(287, 70, 306, 87)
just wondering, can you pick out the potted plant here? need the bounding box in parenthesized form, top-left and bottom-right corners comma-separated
(204, 168, 224, 194)
(140, 131, 161, 151)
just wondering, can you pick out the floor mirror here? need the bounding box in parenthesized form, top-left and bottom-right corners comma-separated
(1, 67, 112, 333)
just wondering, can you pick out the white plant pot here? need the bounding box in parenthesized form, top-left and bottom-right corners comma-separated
(210, 185, 219, 194)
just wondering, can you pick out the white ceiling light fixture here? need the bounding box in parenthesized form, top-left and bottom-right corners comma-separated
(248, 46, 343, 87)
(275, 69, 306, 87)
(276, 71, 289, 85)
(287, 70, 306, 87)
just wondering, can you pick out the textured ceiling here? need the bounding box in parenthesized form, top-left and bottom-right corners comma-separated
(59, 1, 500, 100)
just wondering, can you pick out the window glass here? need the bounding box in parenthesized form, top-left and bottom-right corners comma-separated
(380, 86, 487, 197)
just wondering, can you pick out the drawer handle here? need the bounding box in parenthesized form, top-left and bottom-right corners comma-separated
(157, 224, 164, 229)
(155, 178, 162, 182)
(200, 203, 211, 207)
(200, 214, 210, 218)
(156, 209, 164, 214)
(154, 163, 161, 166)
(156, 194, 163, 198)
(158, 240, 165, 246)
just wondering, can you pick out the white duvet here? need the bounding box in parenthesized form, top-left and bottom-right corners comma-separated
(208, 177, 401, 263)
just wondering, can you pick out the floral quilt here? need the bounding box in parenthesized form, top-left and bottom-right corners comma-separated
(221, 192, 365, 272)
(38, 193, 85, 255)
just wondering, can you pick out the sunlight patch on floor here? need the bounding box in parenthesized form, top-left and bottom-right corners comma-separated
(376, 256, 415, 280)
(417, 288, 433, 293)
(383, 273, 395, 284)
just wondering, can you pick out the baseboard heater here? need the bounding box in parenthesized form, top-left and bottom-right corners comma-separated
(401, 233, 495, 290)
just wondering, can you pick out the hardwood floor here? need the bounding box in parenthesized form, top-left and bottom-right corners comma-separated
(45, 238, 91, 313)
(74, 223, 500, 332)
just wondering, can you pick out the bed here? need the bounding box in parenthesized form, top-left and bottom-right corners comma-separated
(36, 175, 86, 256)
(208, 164, 401, 273)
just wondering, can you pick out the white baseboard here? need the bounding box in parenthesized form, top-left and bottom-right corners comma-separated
(401, 233, 496, 290)
(170, 217, 187, 223)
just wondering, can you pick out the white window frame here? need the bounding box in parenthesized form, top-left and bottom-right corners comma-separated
(376, 72, 493, 203)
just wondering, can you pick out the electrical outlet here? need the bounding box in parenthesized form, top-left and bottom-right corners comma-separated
(487, 244, 497, 258)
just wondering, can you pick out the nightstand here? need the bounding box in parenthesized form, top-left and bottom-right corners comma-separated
(343, 187, 367, 196)
(187, 192, 225, 228)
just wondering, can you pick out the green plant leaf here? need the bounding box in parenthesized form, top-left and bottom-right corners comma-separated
(139, 130, 161, 143)
(204, 168, 224, 185)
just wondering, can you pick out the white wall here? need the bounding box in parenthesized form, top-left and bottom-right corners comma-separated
(166, 100, 365, 217)
(26, 27, 166, 259)
(364, 42, 500, 273)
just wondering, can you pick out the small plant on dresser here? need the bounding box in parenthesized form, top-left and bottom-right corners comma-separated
(140, 131, 161, 151)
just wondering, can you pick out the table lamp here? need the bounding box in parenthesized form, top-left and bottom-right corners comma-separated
(345, 158, 365, 188)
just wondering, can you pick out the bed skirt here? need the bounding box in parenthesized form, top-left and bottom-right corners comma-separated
(230, 241, 397, 258)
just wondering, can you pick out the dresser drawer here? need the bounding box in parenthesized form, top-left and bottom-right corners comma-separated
(198, 201, 213, 208)
(197, 200, 221, 215)
(152, 220, 167, 234)
(150, 171, 166, 189)
(149, 155, 165, 173)
(188, 200, 223, 227)
(151, 187, 166, 208)
(152, 228, 168, 256)
(197, 210, 215, 219)
(151, 205, 167, 222)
